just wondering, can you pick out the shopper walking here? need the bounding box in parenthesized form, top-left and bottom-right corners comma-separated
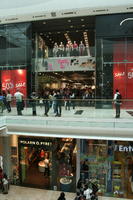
(14, 89, 24, 115)
(6, 90, 12, 112)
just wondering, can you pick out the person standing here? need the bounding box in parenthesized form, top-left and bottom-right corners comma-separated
(2, 177, 8, 194)
(55, 90, 62, 117)
(113, 89, 122, 118)
(43, 91, 49, 116)
(83, 185, 92, 200)
(57, 192, 66, 200)
(30, 92, 38, 116)
(14, 89, 24, 115)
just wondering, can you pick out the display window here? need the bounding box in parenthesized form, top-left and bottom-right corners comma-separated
(80, 139, 133, 199)
(18, 137, 76, 192)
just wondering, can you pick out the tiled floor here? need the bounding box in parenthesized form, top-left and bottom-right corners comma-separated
(0, 185, 130, 200)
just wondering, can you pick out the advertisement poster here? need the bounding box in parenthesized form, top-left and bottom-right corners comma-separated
(35, 56, 95, 72)
(1, 69, 27, 97)
(113, 42, 133, 108)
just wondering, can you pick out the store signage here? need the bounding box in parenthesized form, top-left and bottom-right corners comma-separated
(115, 145, 133, 152)
(114, 72, 125, 78)
(114, 71, 133, 79)
(19, 139, 52, 147)
(1, 69, 27, 97)
(35, 56, 95, 72)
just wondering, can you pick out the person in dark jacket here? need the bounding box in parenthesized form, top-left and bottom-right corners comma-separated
(55, 90, 62, 117)
(57, 192, 66, 200)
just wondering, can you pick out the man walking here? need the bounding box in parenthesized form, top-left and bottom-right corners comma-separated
(14, 89, 24, 115)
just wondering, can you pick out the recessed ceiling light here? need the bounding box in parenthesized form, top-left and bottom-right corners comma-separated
(81, 19, 84, 21)
(68, 20, 71, 22)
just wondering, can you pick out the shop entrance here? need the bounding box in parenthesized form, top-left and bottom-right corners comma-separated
(37, 71, 95, 99)
(19, 142, 52, 189)
(18, 137, 76, 191)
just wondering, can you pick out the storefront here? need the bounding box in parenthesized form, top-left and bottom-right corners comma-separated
(80, 139, 133, 199)
(10, 136, 76, 192)
(96, 13, 133, 108)
(32, 16, 96, 95)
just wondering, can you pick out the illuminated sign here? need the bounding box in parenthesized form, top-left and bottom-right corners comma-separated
(1, 69, 27, 97)
(19, 139, 52, 147)
(115, 145, 133, 152)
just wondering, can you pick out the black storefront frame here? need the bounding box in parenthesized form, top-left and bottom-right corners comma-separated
(18, 136, 76, 192)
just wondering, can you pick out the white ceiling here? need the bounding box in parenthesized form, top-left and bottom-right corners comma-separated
(0, 0, 133, 17)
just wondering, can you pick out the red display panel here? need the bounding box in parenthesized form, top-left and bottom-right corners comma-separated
(1, 69, 27, 97)
(113, 42, 133, 108)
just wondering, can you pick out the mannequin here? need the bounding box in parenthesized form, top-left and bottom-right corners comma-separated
(40, 149, 45, 159)
(53, 42, 59, 57)
(79, 41, 85, 56)
(43, 152, 51, 176)
(58, 42, 65, 57)
(72, 41, 79, 56)
(65, 41, 72, 57)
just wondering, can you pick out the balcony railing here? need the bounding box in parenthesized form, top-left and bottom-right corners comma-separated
(0, 98, 133, 117)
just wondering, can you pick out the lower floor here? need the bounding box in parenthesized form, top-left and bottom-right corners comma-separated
(1, 136, 133, 199)
(0, 185, 130, 200)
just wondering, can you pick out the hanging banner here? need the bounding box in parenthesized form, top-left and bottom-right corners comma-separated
(35, 56, 95, 72)
(1, 69, 27, 97)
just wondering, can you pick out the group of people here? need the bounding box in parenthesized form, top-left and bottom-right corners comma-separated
(33, 87, 95, 117)
(0, 89, 24, 116)
(0, 167, 9, 194)
(76, 178, 98, 200)
(57, 178, 98, 200)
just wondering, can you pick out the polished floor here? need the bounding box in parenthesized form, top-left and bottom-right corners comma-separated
(0, 185, 131, 200)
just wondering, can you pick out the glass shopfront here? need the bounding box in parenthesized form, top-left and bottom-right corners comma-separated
(17, 137, 76, 191)
(95, 13, 133, 108)
(80, 139, 133, 199)
(31, 16, 96, 93)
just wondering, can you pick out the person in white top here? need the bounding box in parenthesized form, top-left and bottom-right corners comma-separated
(2, 177, 8, 194)
(14, 89, 24, 115)
(83, 185, 92, 200)
(113, 89, 122, 118)
(6, 90, 12, 112)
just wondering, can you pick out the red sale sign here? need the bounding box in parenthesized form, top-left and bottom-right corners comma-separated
(113, 42, 133, 108)
(1, 69, 27, 97)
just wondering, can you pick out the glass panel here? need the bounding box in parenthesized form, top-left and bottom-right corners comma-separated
(0, 23, 31, 66)
(80, 139, 133, 199)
